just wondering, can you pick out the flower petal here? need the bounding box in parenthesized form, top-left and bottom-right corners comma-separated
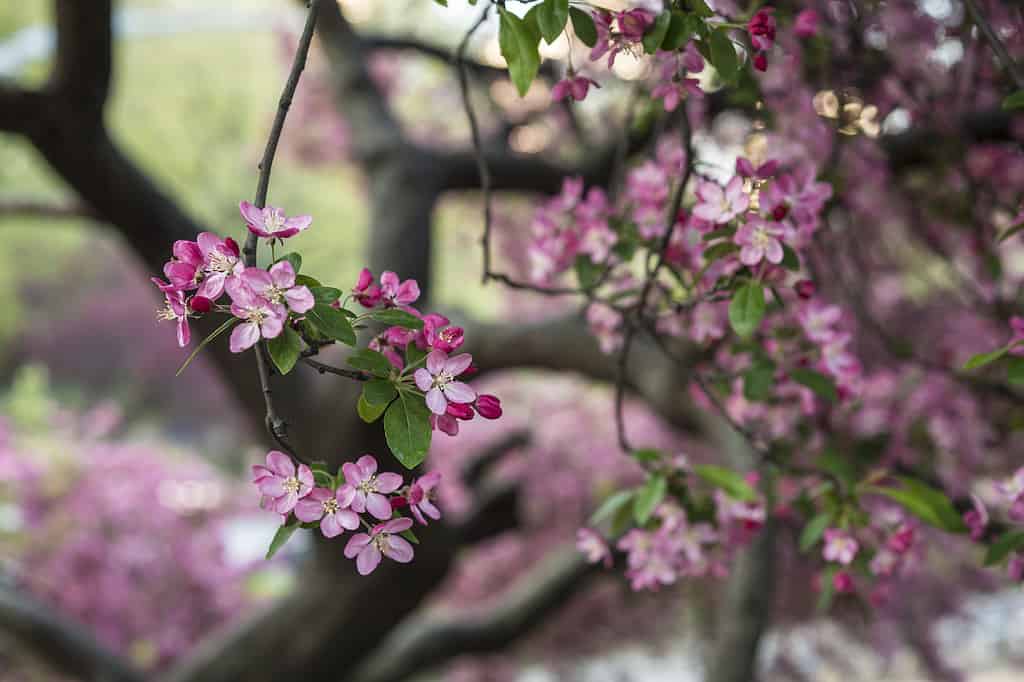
(266, 451, 296, 477)
(425, 388, 447, 415)
(444, 353, 473, 376)
(344, 533, 371, 559)
(366, 492, 393, 521)
(229, 322, 260, 353)
(414, 368, 433, 392)
(294, 498, 324, 523)
(375, 472, 403, 494)
(442, 381, 476, 404)
(356, 544, 382, 575)
(384, 536, 414, 563)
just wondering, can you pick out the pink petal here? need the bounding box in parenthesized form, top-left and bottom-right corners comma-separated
(257, 477, 285, 498)
(739, 245, 763, 267)
(284, 215, 313, 232)
(337, 485, 357, 508)
(395, 279, 420, 305)
(419, 499, 441, 520)
(356, 455, 378, 477)
(444, 353, 473, 376)
(344, 533, 371, 559)
(269, 260, 296, 288)
(274, 491, 298, 515)
(375, 472, 403, 494)
(764, 239, 784, 264)
(342, 462, 366, 486)
(425, 388, 447, 415)
(239, 201, 264, 227)
(296, 464, 314, 490)
(266, 451, 296, 477)
(414, 368, 433, 392)
(426, 350, 446, 376)
(442, 381, 476, 404)
(320, 513, 344, 538)
(230, 322, 260, 353)
(384, 536, 414, 563)
(356, 544, 382, 575)
(294, 498, 325, 523)
(285, 286, 314, 313)
(260, 313, 284, 340)
(383, 517, 413, 533)
(336, 509, 360, 530)
(177, 318, 190, 347)
(366, 492, 393, 521)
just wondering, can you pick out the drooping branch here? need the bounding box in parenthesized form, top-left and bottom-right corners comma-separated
(0, 586, 144, 682)
(352, 548, 595, 682)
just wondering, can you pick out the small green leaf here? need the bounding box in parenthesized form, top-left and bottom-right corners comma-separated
(1002, 90, 1024, 110)
(963, 346, 1008, 370)
(816, 565, 838, 613)
(176, 317, 239, 376)
(363, 378, 398, 405)
(383, 390, 433, 469)
(307, 303, 356, 346)
(634, 474, 668, 525)
(347, 349, 394, 377)
(357, 394, 387, 423)
(569, 7, 597, 47)
(294, 274, 322, 289)
(574, 255, 605, 290)
(499, 7, 542, 96)
(590, 490, 635, 525)
(780, 244, 800, 271)
(277, 252, 302, 273)
(984, 530, 1024, 566)
(662, 11, 692, 51)
(866, 479, 967, 533)
(728, 281, 765, 339)
(400, 527, 420, 545)
(536, 0, 569, 44)
(642, 11, 672, 54)
(267, 326, 302, 375)
(266, 520, 300, 559)
(743, 360, 775, 401)
(312, 469, 334, 488)
(789, 368, 838, 403)
(703, 241, 739, 262)
(702, 226, 737, 241)
(631, 448, 663, 464)
(1007, 357, 1024, 386)
(310, 286, 342, 304)
(687, 0, 714, 19)
(370, 309, 424, 330)
(405, 343, 428, 370)
(708, 27, 739, 83)
(799, 512, 832, 552)
(693, 464, 757, 501)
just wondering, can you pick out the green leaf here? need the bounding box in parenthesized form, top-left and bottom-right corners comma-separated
(176, 317, 239, 376)
(963, 346, 1008, 370)
(728, 281, 765, 339)
(574, 255, 604, 290)
(642, 11, 672, 54)
(662, 11, 692, 51)
(789, 368, 838, 403)
(816, 565, 838, 613)
(866, 479, 967, 533)
(693, 464, 757, 501)
(569, 7, 597, 47)
(984, 530, 1024, 566)
(266, 520, 300, 559)
(590, 490, 635, 525)
(1007, 357, 1024, 386)
(312, 469, 334, 488)
(703, 241, 739, 262)
(347, 349, 394, 377)
(400, 527, 420, 545)
(499, 7, 542, 97)
(780, 244, 800, 271)
(294, 274, 322, 289)
(634, 474, 668, 525)
(702, 226, 737, 241)
(405, 343, 428, 371)
(310, 286, 342, 304)
(370, 308, 424, 330)
(307, 303, 356, 346)
(357, 394, 387, 423)
(708, 27, 739, 83)
(277, 252, 302, 273)
(363, 378, 398, 405)
(1002, 90, 1024, 110)
(631, 448, 663, 464)
(743, 360, 775, 401)
(267, 326, 302, 375)
(687, 0, 714, 19)
(536, 0, 569, 44)
(383, 391, 433, 469)
(799, 512, 832, 552)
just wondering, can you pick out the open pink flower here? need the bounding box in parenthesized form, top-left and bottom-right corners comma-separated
(734, 216, 785, 266)
(226, 279, 287, 353)
(692, 177, 749, 224)
(251, 450, 313, 515)
(577, 528, 612, 567)
(794, 9, 820, 38)
(294, 487, 360, 538)
(379, 271, 420, 308)
(239, 201, 312, 239)
(407, 471, 441, 526)
(552, 75, 599, 102)
(747, 8, 776, 51)
(414, 351, 476, 416)
(352, 267, 382, 307)
(822, 528, 858, 565)
(238, 261, 314, 314)
(195, 232, 242, 300)
(997, 466, 1024, 521)
(163, 240, 204, 291)
(344, 517, 415, 575)
(156, 289, 191, 347)
(338, 455, 404, 521)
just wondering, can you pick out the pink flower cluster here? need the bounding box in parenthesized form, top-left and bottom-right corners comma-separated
(590, 8, 655, 68)
(252, 452, 442, 575)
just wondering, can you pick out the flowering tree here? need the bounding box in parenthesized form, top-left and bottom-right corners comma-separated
(2, 0, 1024, 681)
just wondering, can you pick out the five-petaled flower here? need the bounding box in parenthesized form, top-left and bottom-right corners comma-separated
(344, 517, 416, 575)
(414, 351, 476, 416)
(252, 450, 314, 515)
(294, 487, 360, 538)
(239, 201, 312, 240)
(692, 177, 750, 224)
(238, 261, 314, 314)
(338, 455, 404, 521)
(226, 279, 287, 353)
(822, 528, 859, 565)
(734, 216, 785, 266)
(407, 471, 442, 526)
(157, 289, 192, 347)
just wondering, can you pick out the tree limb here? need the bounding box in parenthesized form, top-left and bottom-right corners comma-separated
(50, 0, 112, 126)
(0, 196, 95, 220)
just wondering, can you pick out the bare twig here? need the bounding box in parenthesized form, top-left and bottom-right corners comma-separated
(242, 0, 324, 464)
(299, 356, 369, 381)
(964, 0, 1024, 90)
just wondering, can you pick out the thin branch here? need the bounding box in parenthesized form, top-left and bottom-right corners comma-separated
(242, 0, 324, 464)
(964, 0, 1024, 90)
(366, 35, 505, 77)
(0, 196, 95, 221)
(299, 356, 369, 381)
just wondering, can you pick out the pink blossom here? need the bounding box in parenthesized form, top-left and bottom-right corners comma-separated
(552, 75, 599, 102)
(832, 570, 854, 593)
(822, 528, 858, 565)
(238, 261, 314, 314)
(379, 271, 420, 308)
(343, 517, 415, 575)
(886, 523, 915, 553)
(239, 201, 312, 239)
(996, 467, 1024, 522)
(794, 279, 816, 299)
(194, 232, 242, 300)
(735, 158, 778, 180)
(353, 267, 383, 307)
(692, 177, 749, 224)
(794, 9, 820, 38)
(156, 289, 191, 347)
(474, 394, 502, 420)
(747, 8, 776, 51)
(407, 471, 442, 526)
(734, 216, 785, 266)
(577, 528, 612, 567)
(226, 280, 287, 353)
(964, 493, 989, 541)
(251, 450, 313, 515)
(162, 239, 204, 292)
(338, 454, 404, 521)
(414, 351, 476, 416)
(798, 301, 843, 344)
(870, 549, 900, 577)
(294, 487, 360, 538)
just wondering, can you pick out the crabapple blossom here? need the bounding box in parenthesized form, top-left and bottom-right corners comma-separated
(379, 270, 420, 308)
(793, 9, 820, 38)
(156, 289, 191, 347)
(294, 487, 360, 538)
(822, 528, 859, 565)
(344, 517, 415, 575)
(996, 467, 1024, 522)
(352, 267, 383, 307)
(577, 528, 612, 568)
(237, 261, 314, 314)
(239, 200, 312, 239)
(734, 216, 785, 266)
(414, 351, 476, 416)
(338, 454, 404, 521)
(225, 279, 286, 352)
(474, 394, 502, 420)
(252, 450, 313, 515)
(194, 232, 242, 300)
(692, 177, 749, 224)
(406, 471, 442, 526)
(552, 75, 599, 102)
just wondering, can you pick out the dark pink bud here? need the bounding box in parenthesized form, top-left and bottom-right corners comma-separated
(458, 363, 479, 379)
(188, 296, 212, 313)
(355, 267, 374, 292)
(794, 279, 816, 299)
(756, 160, 779, 178)
(832, 571, 854, 593)
(736, 157, 755, 178)
(887, 524, 915, 553)
(223, 236, 240, 257)
(445, 402, 474, 420)
(794, 9, 819, 39)
(772, 204, 789, 221)
(390, 496, 408, 509)
(437, 326, 464, 352)
(475, 394, 502, 420)
(753, 53, 768, 72)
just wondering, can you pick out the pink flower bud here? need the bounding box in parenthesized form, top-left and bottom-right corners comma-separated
(475, 394, 502, 420)
(794, 279, 816, 299)
(753, 52, 768, 72)
(189, 296, 212, 313)
(832, 570, 854, 593)
(794, 9, 820, 39)
(445, 402, 474, 420)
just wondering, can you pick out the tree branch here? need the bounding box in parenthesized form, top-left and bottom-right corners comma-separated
(0, 82, 48, 134)
(0, 196, 95, 221)
(352, 548, 595, 682)
(963, 0, 1024, 90)
(50, 0, 112, 126)
(0, 586, 144, 682)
